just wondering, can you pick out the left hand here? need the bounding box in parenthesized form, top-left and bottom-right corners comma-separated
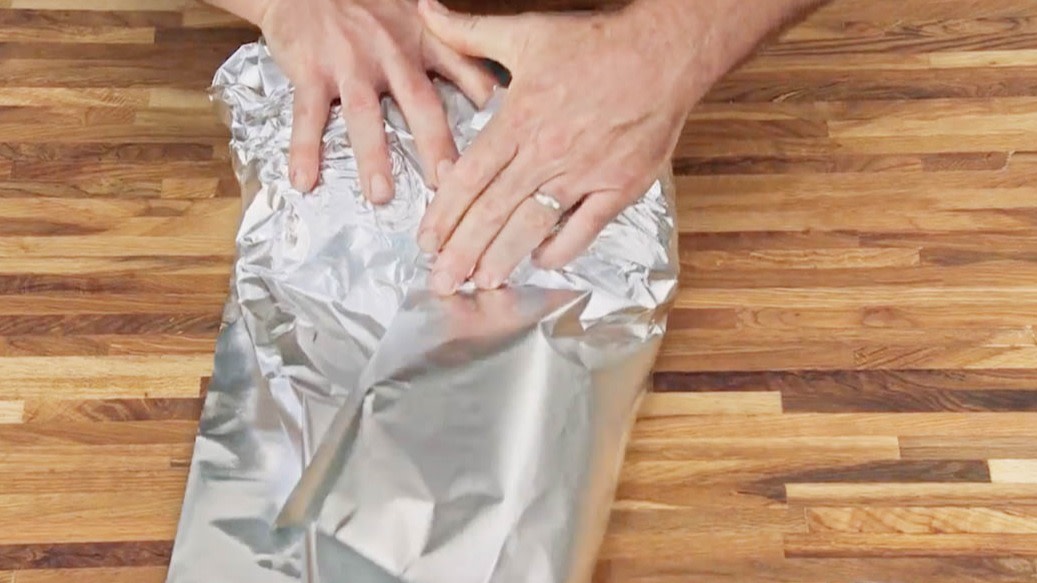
(415, 0, 711, 295)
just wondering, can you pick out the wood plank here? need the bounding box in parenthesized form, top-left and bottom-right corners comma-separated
(787, 483, 1037, 506)
(0, 401, 23, 424)
(901, 436, 1037, 460)
(10, 0, 188, 8)
(21, 398, 202, 422)
(633, 413, 1037, 439)
(684, 248, 921, 270)
(625, 436, 902, 463)
(655, 343, 1037, 373)
(989, 460, 1037, 484)
(1, 355, 215, 378)
(12, 567, 168, 583)
(637, 392, 783, 416)
(0, 235, 233, 257)
(607, 503, 801, 535)
(674, 287, 1037, 309)
(595, 556, 1037, 583)
(785, 533, 1037, 558)
(0, 273, 229, 295)
(806, 507, 1037, 534)
(0, 333, 217, 357)
(0, 293, 225, 315)
(0, 88, 149, 107)
(621, 459, 988, 502)
(0, 443, 192, 471)
(0, 314, 219, 335)
(0, 421, 198, 446)
(655, 370, 1037, 413)
(0, 257, 229, 276)
(1, 376, 207, 400)
(0, 24, 153, 43)
(0, 540, 172, 570)
(600, 532, 785, 562)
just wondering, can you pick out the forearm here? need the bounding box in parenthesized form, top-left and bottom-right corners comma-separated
(626, 0, 827, 92)
(203, 0, 270, 26)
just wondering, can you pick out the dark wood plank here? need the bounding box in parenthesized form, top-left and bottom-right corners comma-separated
(0, 542, 172, 571)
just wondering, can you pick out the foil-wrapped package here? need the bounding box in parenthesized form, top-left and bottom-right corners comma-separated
(166, 42, 679, 583)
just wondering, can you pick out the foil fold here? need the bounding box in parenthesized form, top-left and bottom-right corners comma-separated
(166, 42, 679, 583)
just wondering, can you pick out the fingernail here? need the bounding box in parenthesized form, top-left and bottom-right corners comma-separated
(290, 167, 307, 192)
(424, 0, 449, 14)
(418, 229, 439, 253)
(431, 270, 456, 295)
(370, 174, 392, 204)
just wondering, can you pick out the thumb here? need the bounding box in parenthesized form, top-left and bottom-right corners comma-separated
(419, 0, 518, 65)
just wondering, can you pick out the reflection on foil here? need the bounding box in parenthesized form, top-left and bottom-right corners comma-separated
(166, 42, 679, 583)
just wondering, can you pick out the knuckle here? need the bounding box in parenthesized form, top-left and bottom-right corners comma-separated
(440, 247, 477, 277)
(368, 24, 392, 48)
(425, 222, 447, 245)
(413, 83, 443, 111)
(529, 207, 558, 231)
(459, 14, 482, 34)
(294, 98, 318, 117)
(475, 196, 512, 226)
(342, 89, 380, 116)
(454, 159, 488, 191)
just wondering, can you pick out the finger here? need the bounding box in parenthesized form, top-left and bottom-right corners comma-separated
(427, 38, 498, 107)
(385, 64, 457, 188)
(472, 189, 575, 289)
(428, 152, 549, 294)
(339, 83, 393, 204)
(532, 191, 627, 270)
(417, 111, 518, 255)
(418, 0, 522, 66)
(289, 84, 332, 192)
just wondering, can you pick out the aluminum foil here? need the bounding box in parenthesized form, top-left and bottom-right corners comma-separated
(166, 41, 679, 583)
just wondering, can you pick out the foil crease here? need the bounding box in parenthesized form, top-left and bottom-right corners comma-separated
(166, 42, 679, 583)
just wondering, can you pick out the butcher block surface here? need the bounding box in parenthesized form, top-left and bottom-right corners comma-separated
(2, 0, 1037, 581)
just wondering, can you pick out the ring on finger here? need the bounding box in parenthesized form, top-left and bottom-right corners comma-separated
(531, 190, 564, 213)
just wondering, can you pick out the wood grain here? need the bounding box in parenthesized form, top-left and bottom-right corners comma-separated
(1, 1, 1036, 582)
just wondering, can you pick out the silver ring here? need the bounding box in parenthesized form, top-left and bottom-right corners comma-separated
(532, 190, 563, 212)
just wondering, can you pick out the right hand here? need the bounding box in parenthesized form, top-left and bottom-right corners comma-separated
(257, 0, 498, 202)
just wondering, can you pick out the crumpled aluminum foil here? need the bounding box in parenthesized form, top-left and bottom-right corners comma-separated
(166, 42, 679, 583)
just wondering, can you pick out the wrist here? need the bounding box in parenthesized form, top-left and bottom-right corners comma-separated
(621, 0, 819, 100)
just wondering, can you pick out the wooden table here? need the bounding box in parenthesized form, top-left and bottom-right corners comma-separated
(2, 1, 1037, 581)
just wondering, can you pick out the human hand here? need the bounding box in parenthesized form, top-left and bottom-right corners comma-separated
(256, 0, 498, 201)
(414, 0, 711, 295)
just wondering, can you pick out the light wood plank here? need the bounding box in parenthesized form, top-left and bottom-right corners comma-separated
(785, 533, 1037, 558)
(806, 507, 1037, 534)
(1, 355, 215, 379)
(0, 401, 23, 424)
(788, 483, 1037, 506)
(638, 392, 783, 417)
(989, 460, 1037, 484)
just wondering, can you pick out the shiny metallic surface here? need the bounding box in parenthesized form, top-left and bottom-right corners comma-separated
(166, 42, 679, 583)
(532, 190, 564, 212)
